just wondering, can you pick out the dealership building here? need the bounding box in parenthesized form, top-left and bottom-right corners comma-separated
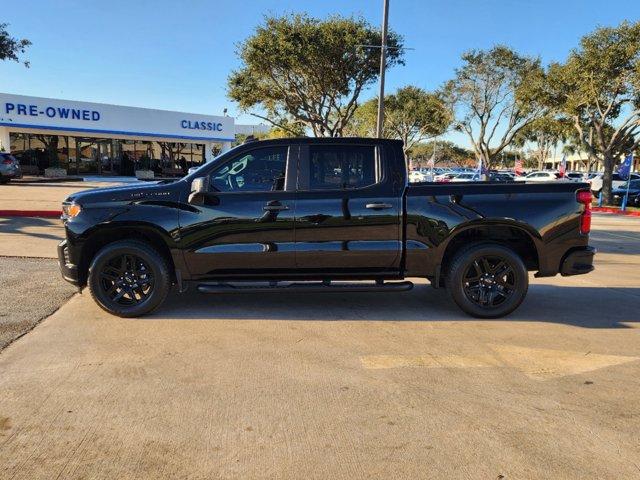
(0, 93, 265, 177)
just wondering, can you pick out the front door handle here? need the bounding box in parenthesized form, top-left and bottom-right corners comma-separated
(263, 202, 289, 212)
(365, 203, 393, 210)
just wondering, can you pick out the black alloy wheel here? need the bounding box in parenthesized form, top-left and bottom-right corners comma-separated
(88, 240, 171, 317)
(99, 253, 155, 306)
(462, 255, 517, 308)
(446, 243, 528, 318)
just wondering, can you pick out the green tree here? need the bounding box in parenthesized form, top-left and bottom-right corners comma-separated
(408, 140, 474, 168)
(516, 116, 570, 170)
(228, 14, 404, 137)
(547, 21, 640, 203)
(0, 23, 30, 67)
(348, 86, 452, 156)
(443, 46, 548, 170)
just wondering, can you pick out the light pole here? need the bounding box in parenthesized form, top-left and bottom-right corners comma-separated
(376, 0, 390, 138)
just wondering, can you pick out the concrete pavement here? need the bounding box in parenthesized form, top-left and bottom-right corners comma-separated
(0, 217, 63, 258)
(0, 180, 123, 212)
(0, 180, 124, 258)
(0, 214, 639, 479)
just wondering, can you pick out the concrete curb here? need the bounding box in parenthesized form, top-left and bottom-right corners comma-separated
(0, 210, 62, 218)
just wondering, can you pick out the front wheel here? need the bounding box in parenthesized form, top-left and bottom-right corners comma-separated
(445, 243, 528, 318)
(88, 240, 171, 317)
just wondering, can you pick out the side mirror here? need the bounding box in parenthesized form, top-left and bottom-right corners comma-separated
(188, 176, 209, 205)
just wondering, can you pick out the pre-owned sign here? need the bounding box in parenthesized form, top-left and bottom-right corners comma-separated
(0, 93, 234, 142)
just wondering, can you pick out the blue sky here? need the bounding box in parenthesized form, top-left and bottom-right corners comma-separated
(1, 0, 638, 145)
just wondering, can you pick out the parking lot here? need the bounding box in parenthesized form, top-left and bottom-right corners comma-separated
(0, 190, 639, 478)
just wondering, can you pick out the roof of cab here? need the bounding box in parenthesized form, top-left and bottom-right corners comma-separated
(243, 136, 404, 147)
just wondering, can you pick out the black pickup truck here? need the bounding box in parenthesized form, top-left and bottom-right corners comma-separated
(58, 137, 595, 318)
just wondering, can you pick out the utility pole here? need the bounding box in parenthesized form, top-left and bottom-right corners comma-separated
(376, 0, 390, 138)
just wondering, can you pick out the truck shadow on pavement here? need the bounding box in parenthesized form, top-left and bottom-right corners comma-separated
(148, 283, 640, 329)
(0, 217, 64, 241)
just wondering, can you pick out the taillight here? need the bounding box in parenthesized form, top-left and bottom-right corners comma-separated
(577, 190, 592, 234)
(1, 158, 12, 165)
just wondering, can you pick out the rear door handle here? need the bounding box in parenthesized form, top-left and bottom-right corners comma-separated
(263, 202, 289, 212)
(365, 203, 393, 210)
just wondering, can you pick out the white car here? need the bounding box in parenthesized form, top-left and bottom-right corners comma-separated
(408, 171, 427, 183)
(435, 172, 456, 182)
(588, 172, 640, 193)
(451, 172, 481, 182)
(515, 171, 561, 182)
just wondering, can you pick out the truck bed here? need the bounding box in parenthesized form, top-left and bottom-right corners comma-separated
(404, 181, 591, 278)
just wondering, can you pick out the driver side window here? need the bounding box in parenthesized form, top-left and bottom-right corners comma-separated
(210, 146, 288, 192)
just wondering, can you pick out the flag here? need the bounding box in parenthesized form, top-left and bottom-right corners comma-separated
(618, 153, 633, 180)
(558, 155, 567, 177)
(514, 158, 524, 175)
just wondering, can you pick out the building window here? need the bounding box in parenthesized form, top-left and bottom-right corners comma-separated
(9, 133, 208, 177)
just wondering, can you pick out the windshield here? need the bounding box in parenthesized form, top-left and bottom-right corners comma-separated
(181, 144, 243, 183)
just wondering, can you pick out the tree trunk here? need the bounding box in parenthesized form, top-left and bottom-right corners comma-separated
(481, 152, 492, 180)
(601, 151, 615, 205)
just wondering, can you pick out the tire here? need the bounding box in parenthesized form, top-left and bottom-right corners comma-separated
(88, 240, 171, 317)
(445, 243, 528, 319)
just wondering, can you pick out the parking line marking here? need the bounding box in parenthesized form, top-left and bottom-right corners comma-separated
(360, 353, 502, 370)
(487, 344, 640, 380)
(361, 345, 640, 381)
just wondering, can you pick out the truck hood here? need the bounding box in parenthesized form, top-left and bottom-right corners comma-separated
(64, 180, 182, 205)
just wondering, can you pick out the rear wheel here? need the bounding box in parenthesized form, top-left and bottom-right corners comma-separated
(88, 240, 171, 317)
(445, 243, 528, 318)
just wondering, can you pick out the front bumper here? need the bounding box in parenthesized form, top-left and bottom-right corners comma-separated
(560, 246, 596, 276)
(58, 239, 80, 286)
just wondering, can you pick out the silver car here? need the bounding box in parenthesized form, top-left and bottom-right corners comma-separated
(0, 153, 22, 184)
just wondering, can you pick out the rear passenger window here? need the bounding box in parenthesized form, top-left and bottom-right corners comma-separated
(309, 145, 377, 190)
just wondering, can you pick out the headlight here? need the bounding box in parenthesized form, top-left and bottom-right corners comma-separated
(62, 203, 82, 218)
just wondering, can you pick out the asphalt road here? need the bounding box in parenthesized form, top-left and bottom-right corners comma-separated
(0, 214, 639, 479)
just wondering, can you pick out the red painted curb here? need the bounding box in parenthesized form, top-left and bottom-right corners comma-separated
(593, 207, 640, 217)
(0, 210, 62, 218)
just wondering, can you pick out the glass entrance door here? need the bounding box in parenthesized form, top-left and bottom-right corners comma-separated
(97, 139, 119, 175)
(76, 138, 100, 175)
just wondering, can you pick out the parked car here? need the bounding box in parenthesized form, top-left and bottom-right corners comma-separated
(565, 172, 587, 182)
(612, 179, 640, 206)
(0, 152, 22, 183)
(588, 172, 640, 194)
(515, 171, 561, 182)
(450, 172, 481, 182)
(435, 172, 457, 182)
(489, 172, 515, 182)
(59, 137, 595, 319)
(409, 170, 428, 183)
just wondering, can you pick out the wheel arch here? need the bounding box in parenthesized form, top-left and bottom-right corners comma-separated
(439, 220, 541, 282)
(78, 223, 177, 287)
